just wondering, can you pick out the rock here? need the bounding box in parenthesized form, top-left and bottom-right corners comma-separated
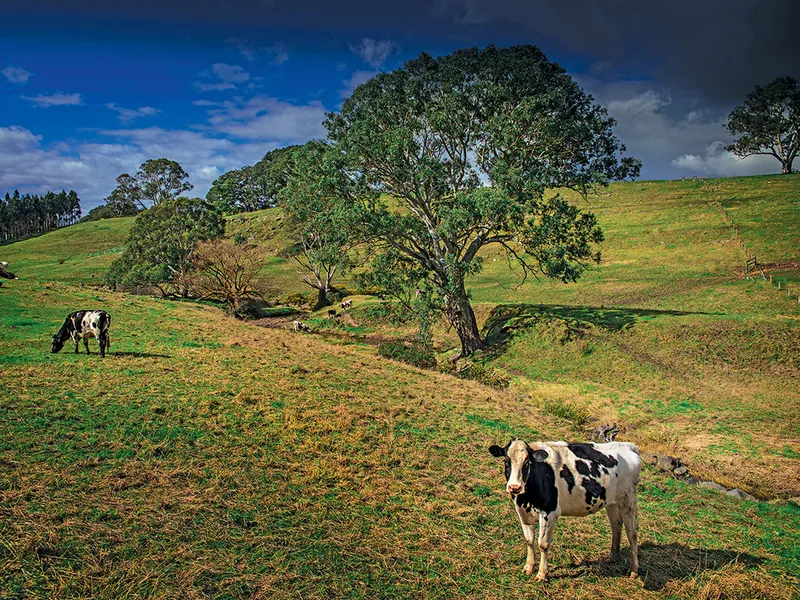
(684, 476, 700, 486)
(673, 465, 689, 477)
(657, 454, 678, 472)
(726, 488, 757, 502)
(642, 453, 658, 466)
(699, 481, 727, 492)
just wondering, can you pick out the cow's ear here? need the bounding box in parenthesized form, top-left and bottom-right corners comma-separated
(531, 449, 548, 462)
(488, 445, 505, 458)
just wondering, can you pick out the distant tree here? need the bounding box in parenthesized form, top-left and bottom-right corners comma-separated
(106, 197, 225, 297)
(207, 166, 269, 214)
(188, 239, 270, 312)
(105, 179, 141, 216)
(0, 189, 81, 241)
(278, 141, 368, 310)
(727, 76, 800, 175)
(326, 45, 640, 355)
(252, 146, 300, 206)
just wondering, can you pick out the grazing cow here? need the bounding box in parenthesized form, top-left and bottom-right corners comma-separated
(340, 299, 353, 310)
(51, 310, 111, 358)
(292, 320, 311, 332)
(0, 262, 16, 286)
(327, 309, 337, 318)
(489, 439, 641, 581)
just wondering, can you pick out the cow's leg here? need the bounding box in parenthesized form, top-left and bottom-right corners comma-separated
(99, 335, 106, 358)
(73, 336, 80, 353)
(84, 337, 90, 354)
(605, 503, 622, 561)
(519, 521, 537, 576)
(621, 494, 639, 578)
(536, 512, 557, 582)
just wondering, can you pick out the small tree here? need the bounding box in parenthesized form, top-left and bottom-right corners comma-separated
(106, 197, 225, 297)
(278, 141, 369, 310)
(189, 239, 270, 312)
(727, 76, 800, 175)
(326, 45, 639, 355)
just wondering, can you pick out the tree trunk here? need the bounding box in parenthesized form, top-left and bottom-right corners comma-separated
(781, 160, 793, 174)
(444, 282, 484, 356)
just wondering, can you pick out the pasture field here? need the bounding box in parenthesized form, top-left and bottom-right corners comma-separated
(1, 174, 799, 597)
(1, 279, 799, 599)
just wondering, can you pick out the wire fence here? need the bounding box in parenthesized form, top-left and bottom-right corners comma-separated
(712, 200, 799, 305)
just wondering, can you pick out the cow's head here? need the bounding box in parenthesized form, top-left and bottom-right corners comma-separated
(50, 334, 66, 353)
(489, 439, 548, 496)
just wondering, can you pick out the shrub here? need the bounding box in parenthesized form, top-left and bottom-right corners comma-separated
(541, 398, 590, 429)
(377, 342, 436, 369)
(453, 359, 511, 388)
(280, 291, 313, 307)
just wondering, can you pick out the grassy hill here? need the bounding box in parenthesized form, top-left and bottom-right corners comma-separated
(1, 175, 798, 597)
(1, 279, 798, 599)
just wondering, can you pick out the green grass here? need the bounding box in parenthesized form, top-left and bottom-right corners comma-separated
(1, 175, 799, 597)
(1, 279, 798, 599)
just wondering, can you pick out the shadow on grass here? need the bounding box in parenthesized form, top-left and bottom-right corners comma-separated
(562, 542, 763, 590)
(111, 351, 172, 359)
(482, 303, 717, 353)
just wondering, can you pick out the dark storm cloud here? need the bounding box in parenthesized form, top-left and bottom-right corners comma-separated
(5, 0, 795, 179)
(436, 0, 800, 105)
(8, 1, 795, 103)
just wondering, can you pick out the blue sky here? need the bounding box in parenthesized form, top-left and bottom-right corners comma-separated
(1, 2, 796, 210)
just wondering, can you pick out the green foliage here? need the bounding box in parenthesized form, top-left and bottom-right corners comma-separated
(326, 45, 639, 354)
(278, 141, 369, 308)
(106, 197, 225, 296)
(207, 166, 268, 214)
(541, 398, 591, 429)
(136, 158, 194, 207)
(452, 359, 512, 388)
(727, 76, 800, 174)
(279, 291, 313, 306)
(1, 189, 81, 241)
(109, 159, 193, 211)
(377, 341, 437, 369)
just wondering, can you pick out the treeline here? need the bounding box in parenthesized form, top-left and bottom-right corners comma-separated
(0, 189, 81, 242)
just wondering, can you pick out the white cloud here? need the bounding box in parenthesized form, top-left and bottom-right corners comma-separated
(106, 103, 160, 123)
(22, 92, 82, 107)
(0, 124, 271, 210)
(570, 77, 778, 179)
(194, 63, 250, 92)
(204, 96, 328, 141)
(349, 38, 400, 68)
(340, 70, 378, 98)
(228, 38, 289, 65)
(264, 42, 289, 65)
(2, 66, 32, 84)
(673, 141, 778, 177)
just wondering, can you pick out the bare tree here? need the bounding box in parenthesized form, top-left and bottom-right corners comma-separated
(189, 239, 270, 311)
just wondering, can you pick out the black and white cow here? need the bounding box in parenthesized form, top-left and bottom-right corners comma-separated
(489, 439, 641, 581)
(0, 262, 16, 286)
(51, 310, 111, 358)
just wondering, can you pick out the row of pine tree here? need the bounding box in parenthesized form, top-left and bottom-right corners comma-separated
(0, 189, 82, 242)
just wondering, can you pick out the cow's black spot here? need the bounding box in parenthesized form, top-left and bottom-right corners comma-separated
(568, 443, 618, 468)
(575, 460, 600, 478)
(581, 477, 607, 507)
(516, 461, 558, 515)
(560, 465, 575, 493)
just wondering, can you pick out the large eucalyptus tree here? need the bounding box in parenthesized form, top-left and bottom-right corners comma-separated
(326, 45, 639, 355)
